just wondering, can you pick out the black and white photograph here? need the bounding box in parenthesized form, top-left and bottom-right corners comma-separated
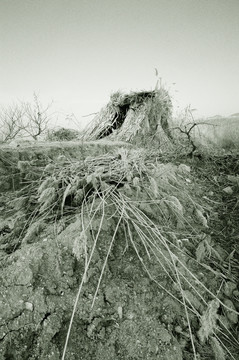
(0, 1, 238, 359)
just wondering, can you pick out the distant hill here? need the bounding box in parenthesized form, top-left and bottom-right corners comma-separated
(191, 114, 239, 150)
(202, 115, 239, 126)
(207, 115, 222, 119)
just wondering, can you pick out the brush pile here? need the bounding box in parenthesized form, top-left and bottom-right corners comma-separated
(81, 88, 173, 144)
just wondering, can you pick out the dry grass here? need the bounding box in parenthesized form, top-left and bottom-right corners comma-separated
(21, 148, 238, 360)
(80, 88, 173, 144)
(4, 90, 236, 359)
(59, 176, 238, 360)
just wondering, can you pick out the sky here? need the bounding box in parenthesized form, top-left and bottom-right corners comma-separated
(0, 0, 239, 129)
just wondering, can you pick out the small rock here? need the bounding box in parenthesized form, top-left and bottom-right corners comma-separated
(117, 305, 123, 319)
(227, 175, 239, 186)
(126, 311, 135, 320)
(195, 209, 208, 228)
(224, 282, 237, 297)
(178, 164, 191, 174)
(174, 325, 183, 333)
(233, 289, 239, 297)
(17, 160, 30, 173)
(25, 302, 34, 311)
(223, 186, 233, 195)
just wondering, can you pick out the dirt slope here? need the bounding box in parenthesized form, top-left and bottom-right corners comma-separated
(0, 141, 238, 360)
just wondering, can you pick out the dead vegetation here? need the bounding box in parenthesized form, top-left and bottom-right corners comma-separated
(0, 93, 52, 143)
(0, 87, 238, 360)
(81, 88, 173, 144)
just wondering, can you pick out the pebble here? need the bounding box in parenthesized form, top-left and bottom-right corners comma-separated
(224, 282, 237, 297)
(25, 302, 34, 311)
(223, 186, 233, 195)
(178, 164, 191, 174)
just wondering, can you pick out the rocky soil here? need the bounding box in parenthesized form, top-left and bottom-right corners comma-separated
(0, 141, 238, 360)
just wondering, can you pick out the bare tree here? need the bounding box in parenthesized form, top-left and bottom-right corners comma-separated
(23, 93, 53, 140)
(0, 94, 53, 143)
(0, 103, 25, 142)
(171, 106, 198, 155)
(171, 106, 218, 157)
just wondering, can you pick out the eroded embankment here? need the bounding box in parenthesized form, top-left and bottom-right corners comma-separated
(0, 142, 238, 360)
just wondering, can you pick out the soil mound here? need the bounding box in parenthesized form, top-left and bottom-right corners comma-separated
(0, 90, 238, 360)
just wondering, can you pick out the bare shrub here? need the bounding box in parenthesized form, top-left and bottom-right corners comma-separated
(22, 93, 53, 140)
(46, 127, 79, 141)
(0, 94, 53, 143)
(0, 103, 25, 142)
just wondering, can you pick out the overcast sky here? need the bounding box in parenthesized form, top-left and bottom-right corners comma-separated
(0, 0, 239, 129)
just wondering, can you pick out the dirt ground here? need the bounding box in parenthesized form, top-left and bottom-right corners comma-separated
(0, 142, 238, 360)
